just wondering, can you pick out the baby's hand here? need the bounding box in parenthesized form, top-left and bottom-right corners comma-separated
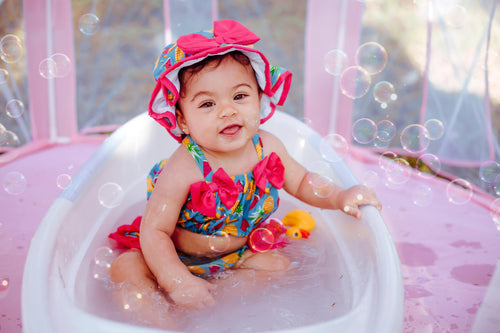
(337, 185, 382, 219)
(167, 274, 216, 310)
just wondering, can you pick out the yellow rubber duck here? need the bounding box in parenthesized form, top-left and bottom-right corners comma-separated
(282, 209, 315, 239)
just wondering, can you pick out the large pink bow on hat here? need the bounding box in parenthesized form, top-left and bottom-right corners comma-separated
(177, 20, 260, 55)
(253, 152, 285, 193)
(190, 168, 243, 217)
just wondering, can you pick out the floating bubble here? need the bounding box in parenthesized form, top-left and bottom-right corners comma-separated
(0, 130, 20, 147)
(373, 81, 396, 105)
(3, 171, 27, 195)
(400, 124, 430, 154)
(92, 262, 111, 281)
(446, 178, 473, 205)
(320, 133, 349, 162)
(416, 153, 441, 178)
(376, 120, 396, 143)
(208, 231, 230, 252)
(121, 288, 144, 311)
(445, 5, 467, 29)
(340, 66, 371, 99)
(424, 119, 444, 140)
(413, 185, 433, 207)
(352, 118, 377, 144)
(94, 246, 114, 267)
(50, 53, 71, 78)
(356, 42, 388, 75)
(5, 99, 24, 118)
(299, 117, 313, 127)
(56, 173, 72, 190)
(98, 182, 124, 208)
(479, 161, 500, 183)
(361, 170, 379, 187)
(0, 34, 23, 63)
(79, 13, 100, 36)
(248, 228, 274, 252)
(481, 50, 500, 73)
(309, 173, 335, 198)
(0, 123, 5, 134)
(324, 49, 348, 76)
(0, 68, 8, 84)
(385, 158, 411, 185)
(378, 151, 398, 170)
(39, 58, 57, 79)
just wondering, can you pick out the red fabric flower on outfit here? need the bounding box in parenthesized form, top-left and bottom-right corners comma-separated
(108, 216, 142, 249)
(253, 152, 285, 192)
(190, 168, 243, 217)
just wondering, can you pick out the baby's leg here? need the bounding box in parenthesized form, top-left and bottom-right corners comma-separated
(109, 249, 175, 329)
(236, 249, 291, 271)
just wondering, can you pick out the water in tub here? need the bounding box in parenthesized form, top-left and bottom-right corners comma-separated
(76, 199, 352, 331)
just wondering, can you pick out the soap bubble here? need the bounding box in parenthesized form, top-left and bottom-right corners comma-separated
(424, 119, 444, 140)
(378, 151, 398, 170)
(120, 288, 144, 311)
(445, 5, 467, 28)
(373, 81, 396, 105)
(446, 178, 473, 205)
(352, 118, 376, 144)
(340, 66, 371, 99)
(385, 158, 411, 185)
(479, 161, 500, 183)
(39, 53, 71, 78)
(56, 173, 72, 189)
(361, 170, 379, 187)
(5, 99, 24, 118)
(92, 264, 110, 281)
(356, 42, 388, 75)
(320, 133, 349, 162)
(376, 120, 396, 144)
(309, 173, 335, 198)
(307, 161, 336, 198)
(79, 13, 100, 35)
(98, 182, 124, 208)
(50, 53, 71, 78)
(38, 57, 57, 79)
(416, 153, 441, 178)
(94, 246, 114, 267)
(413, 185, 433, 207)
(2, 171, 27, 195)
(324, 49, 348, 76)
(0, 34, 23, 63)
(400, 124, 430, 154)
(0, 68, 8, 84)
(0, 130, 20, 147)
(208, 231, 230, 252)
(248, 228, 275, 252)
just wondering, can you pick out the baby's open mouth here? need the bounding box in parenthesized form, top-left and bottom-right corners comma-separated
(220, 125, 242, 135)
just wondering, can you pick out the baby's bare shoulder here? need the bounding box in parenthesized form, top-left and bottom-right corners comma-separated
(155, 145, 204, 191)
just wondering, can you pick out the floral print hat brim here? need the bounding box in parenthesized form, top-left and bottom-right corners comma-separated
(148, 19, 293, 142)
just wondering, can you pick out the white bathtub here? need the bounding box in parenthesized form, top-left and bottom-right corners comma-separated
(22, 111, 403, 332)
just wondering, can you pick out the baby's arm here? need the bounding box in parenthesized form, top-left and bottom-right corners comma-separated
(139, 148, 216, 309)
(260, 130, 381, 219)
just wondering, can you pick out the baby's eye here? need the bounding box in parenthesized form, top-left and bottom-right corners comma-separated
(234, 93, 248, 101)
(199, 101, 214, 108)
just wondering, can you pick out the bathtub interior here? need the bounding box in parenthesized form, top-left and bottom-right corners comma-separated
(25, 111, 400, 333)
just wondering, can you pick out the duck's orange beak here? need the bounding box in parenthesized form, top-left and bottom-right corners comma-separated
(300, 229, 310, 239)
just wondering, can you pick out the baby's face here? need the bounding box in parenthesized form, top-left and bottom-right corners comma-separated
(177, 56, 261, 155)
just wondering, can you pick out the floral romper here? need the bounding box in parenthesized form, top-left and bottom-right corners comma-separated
(109, 133, 284, 276)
